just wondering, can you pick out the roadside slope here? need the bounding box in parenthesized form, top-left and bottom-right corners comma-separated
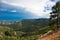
(37, 28, 60, 40)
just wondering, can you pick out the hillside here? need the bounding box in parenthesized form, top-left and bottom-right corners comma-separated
(37, 28, 60, 40)
(0, 18, 50, 40)
(21, 18, 49, 32)
(0, 18, 49, 31)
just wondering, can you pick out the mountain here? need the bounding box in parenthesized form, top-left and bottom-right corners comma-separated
(16, 18, 49, 32)
(1, 18, 59, 40)
(22, 18, 49, 27)
(0, 18, 49, 32)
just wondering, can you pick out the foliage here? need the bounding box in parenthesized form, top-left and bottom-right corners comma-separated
(50, 1, 60, 29)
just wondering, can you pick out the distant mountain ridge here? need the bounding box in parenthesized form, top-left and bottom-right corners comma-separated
(0, 18, 49, 25)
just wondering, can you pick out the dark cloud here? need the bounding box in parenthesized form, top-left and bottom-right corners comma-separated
(0, 2, 35, 20)
(51, 0, 56, 2)
(50, 0, 59, 2)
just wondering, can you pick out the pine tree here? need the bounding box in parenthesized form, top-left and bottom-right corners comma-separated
(50, 1, 60, 30)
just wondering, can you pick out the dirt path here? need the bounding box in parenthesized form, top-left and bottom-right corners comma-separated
(37, 29, 60, 40)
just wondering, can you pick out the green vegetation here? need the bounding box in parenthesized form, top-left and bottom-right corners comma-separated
(50, 1, 60, 30)
(0, 19, 59, 40)
(0, 25, 55, 40)
(0, 23, 60, 40)
(0, 19, 49, 40)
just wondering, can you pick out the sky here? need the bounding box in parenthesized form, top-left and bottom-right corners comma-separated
(0, 0, 59, 20)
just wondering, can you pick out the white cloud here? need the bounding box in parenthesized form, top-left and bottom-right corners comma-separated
(1, 0, 58, 18)
(10, 10, 16, 12)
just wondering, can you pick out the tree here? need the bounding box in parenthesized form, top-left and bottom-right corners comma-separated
(50, 1, 60, 29)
